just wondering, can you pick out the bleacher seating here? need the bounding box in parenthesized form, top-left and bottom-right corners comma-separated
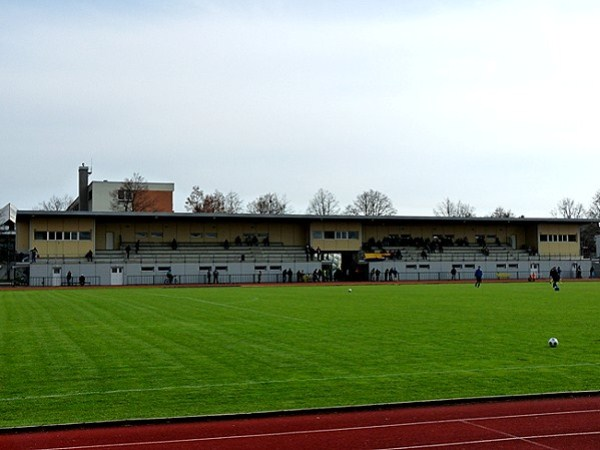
(94, 242, 308, 265)
(361, 243, 530, 263)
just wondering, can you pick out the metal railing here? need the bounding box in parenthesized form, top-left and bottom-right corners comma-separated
(16, 269, 596, 287)
(28, 276, 101, 287)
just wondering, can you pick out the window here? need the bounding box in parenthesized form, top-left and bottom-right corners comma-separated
(34, 231, 47, 240)
(319, 230, 357, 240)
(34, 230, 91, 240)
(117, 189, 133, 201)
(540, 234, 577, 243)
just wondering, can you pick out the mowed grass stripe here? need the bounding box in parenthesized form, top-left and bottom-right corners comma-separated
(0, 283, 598, 427)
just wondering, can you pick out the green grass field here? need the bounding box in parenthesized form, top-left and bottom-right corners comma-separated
(0, 281, 598, 428)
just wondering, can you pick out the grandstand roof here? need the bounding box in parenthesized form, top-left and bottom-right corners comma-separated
(0, 204, 17, 226)
(15, 209, 593, 225)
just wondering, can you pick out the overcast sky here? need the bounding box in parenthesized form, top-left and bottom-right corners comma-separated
(2, 0, 599, 217)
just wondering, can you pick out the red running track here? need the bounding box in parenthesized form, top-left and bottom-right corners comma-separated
(1, 395, 598, 450)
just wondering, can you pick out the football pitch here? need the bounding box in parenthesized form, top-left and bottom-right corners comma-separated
(0, 282, 598, 428)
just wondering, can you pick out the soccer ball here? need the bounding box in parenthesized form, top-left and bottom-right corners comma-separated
(348, 288, 352, 293)
(548, 337, 559, 347)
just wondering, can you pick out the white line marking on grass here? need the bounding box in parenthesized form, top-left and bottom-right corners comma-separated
(30, 411, 600, 450)
(1, 363, 598, 403)
(151, 293, 310, 323)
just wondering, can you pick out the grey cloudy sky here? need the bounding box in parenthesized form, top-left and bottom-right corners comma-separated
(2, 0, 599, 216)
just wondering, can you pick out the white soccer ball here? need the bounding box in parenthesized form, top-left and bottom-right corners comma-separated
(348, 288, 352, 293)
(548, 337, 559, 347)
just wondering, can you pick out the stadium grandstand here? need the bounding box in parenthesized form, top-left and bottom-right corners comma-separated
(8, 208, 597, 287)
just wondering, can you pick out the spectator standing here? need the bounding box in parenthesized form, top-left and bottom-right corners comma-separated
(474, 266, 483, 288)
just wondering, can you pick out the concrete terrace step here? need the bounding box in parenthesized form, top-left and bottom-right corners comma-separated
(94, 245, 309, 264)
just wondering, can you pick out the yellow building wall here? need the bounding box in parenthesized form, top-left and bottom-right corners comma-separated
(361, 223, 528, 247)
(537, 223, 581, 257)
(16, 222, 30, 254)
(22, 217, 95, 258)
(309, 221, 362, 251)
(18, 214, 583, 259)
(94, 219, 307, 249)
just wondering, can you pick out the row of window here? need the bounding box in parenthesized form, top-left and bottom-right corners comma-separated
(134, 232, 219, 239)
(312, 230, 360, 240)
(406, 262, 521, 270)
(539, 234, 577, 243)
(31, 230, 578, 244)
(34, 231, 92, 241)
(136, 265, 285, 273)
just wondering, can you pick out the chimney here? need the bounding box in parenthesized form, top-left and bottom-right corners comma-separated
(78, 163, 91, 211)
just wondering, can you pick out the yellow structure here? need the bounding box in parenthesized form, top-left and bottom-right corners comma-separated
(13, 210, 591, 286)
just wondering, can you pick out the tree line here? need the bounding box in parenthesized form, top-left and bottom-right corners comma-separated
(35, 173, 600, 220)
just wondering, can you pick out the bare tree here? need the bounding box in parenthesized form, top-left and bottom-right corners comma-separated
(489, 207, 514, 218)
(185, 186, 205, 212)
(433, 198, 455, 217)
(223, 192, 243, 214)
(551, 197, 586, 219)
(434, 198, 475, 217)
(344, 190, 396, 216)
(36, 194, 74, 211)
(110, 173, 152, 212)
(307, 189, 340, 215)
(185, 187, 243, 213)
(455, 202, 475, 217)
(247, 193, 290, 214)
(588, 190, 600, 219)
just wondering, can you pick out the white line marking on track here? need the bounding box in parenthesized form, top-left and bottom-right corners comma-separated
(375, 431, 600, 450)
(30, 409, 600, 450)
(459, 419, 557, 450)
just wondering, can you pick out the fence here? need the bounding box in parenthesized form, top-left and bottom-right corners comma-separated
(28, 276, 101, 287)
(128, 272, 283, 286)
(21, 261, 596, 288)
